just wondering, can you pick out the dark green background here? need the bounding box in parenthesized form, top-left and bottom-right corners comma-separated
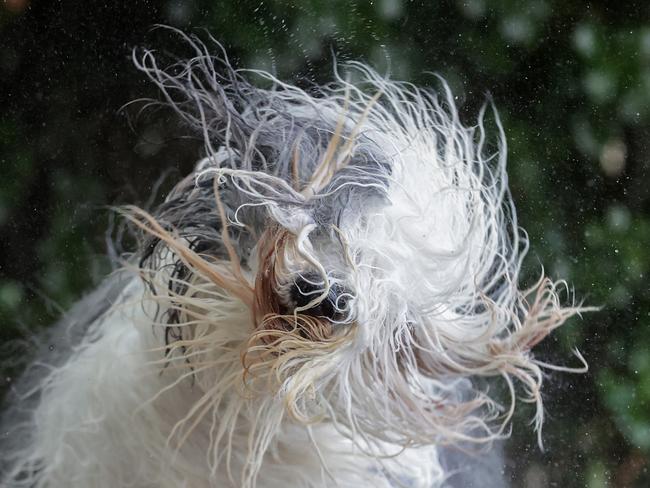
(1, 1, 648, 486)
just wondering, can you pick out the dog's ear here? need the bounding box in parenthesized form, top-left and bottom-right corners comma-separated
(134, 36, 308, 182)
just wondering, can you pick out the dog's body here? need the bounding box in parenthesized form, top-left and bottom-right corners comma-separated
(2, 275, 444, 487)
(1, 32, 584, 487)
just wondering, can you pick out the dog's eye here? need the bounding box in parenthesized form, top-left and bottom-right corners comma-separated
(288, 274, 351, 323)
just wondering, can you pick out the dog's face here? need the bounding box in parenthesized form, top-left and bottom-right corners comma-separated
(131, 36, 584, 461)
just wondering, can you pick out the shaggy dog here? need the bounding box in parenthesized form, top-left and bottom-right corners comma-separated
(0, 31, 587, 487)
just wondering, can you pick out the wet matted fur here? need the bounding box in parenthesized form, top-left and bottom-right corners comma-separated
(0, 29, 590, 488)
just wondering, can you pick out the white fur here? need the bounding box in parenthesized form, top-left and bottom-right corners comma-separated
(3, 277, 442, 487)
(1, 31, 589, 488)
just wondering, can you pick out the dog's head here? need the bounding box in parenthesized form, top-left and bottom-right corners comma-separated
(128, 31, 586, 472)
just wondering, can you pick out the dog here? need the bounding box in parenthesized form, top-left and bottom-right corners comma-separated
(0, 30, 587, 487)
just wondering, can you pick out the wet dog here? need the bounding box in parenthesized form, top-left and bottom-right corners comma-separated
(0, 31, 587, 487)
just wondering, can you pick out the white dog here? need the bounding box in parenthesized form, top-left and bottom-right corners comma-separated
(0, 31, 587, 488)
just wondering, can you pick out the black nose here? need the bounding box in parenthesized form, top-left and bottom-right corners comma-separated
(289, 274, 350, 322)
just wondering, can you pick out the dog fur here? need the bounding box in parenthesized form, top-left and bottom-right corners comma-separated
(0, 30, 587, 487)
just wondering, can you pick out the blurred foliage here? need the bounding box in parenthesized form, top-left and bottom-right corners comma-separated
(1, 0, 649, 486)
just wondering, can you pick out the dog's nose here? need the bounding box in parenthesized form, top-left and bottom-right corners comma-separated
(289, 275, 350, 322)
